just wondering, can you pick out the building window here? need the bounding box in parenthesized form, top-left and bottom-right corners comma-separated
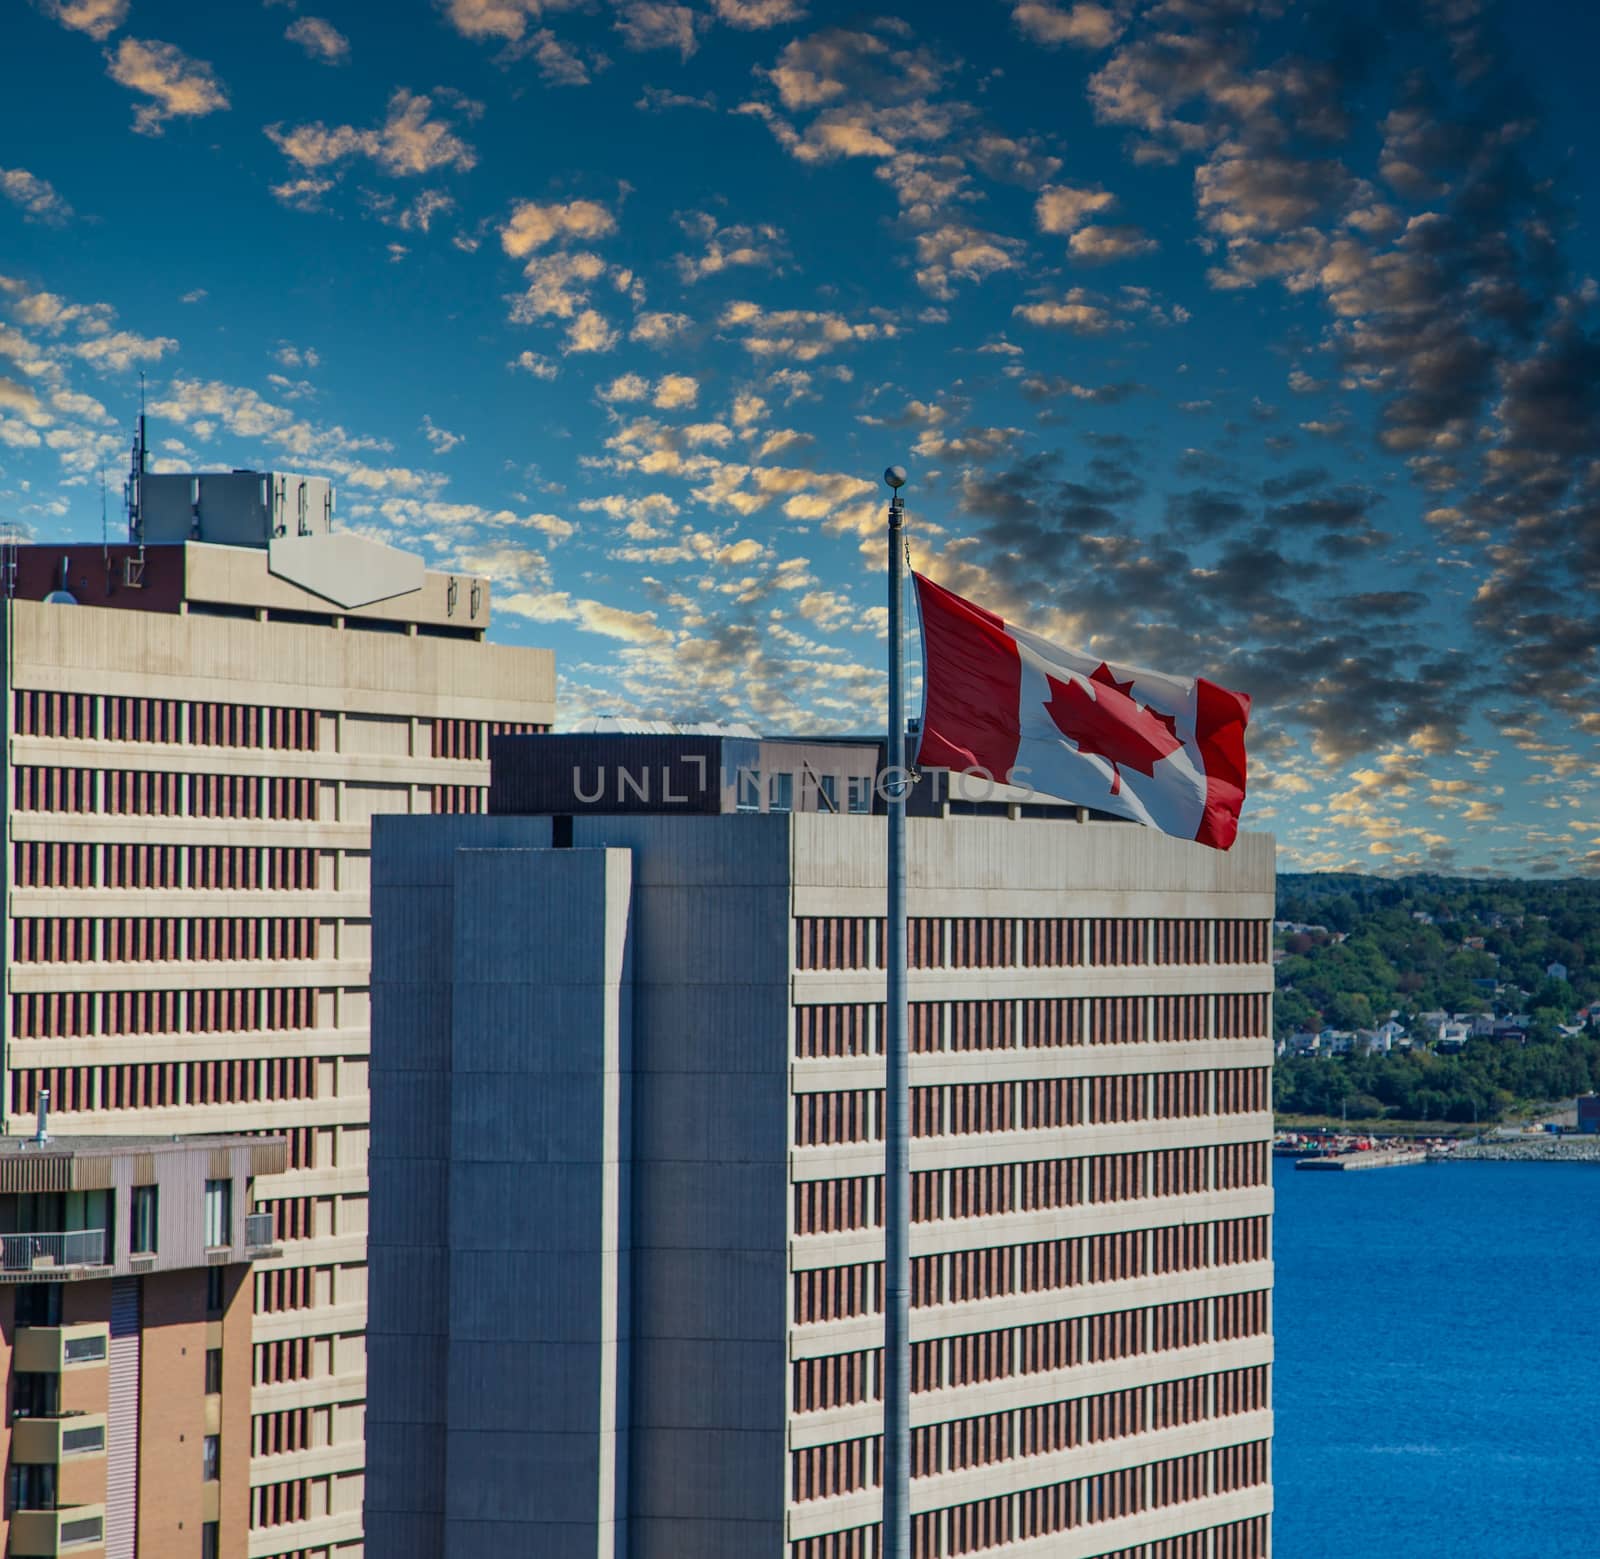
(202, 1524, 219, 1559)
(736, 767, 762, 812)
(15, 1282, 61, 1328)
(205, 1348, 223, 1395)
(770, 772, 794, 813)
(848, 776, 872, 814)
(12, 1373, 58, 1419)
(131, 1184, 159, 1254)
(202, 1435, 220, 1482)
(206, 1266, 225, 1318)
(204, 1179, 232, 1249)
(7, 1462, 55, 1511)
(816, 773, 838, 812)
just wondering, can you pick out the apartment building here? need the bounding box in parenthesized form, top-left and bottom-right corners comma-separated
(0, 1131, 285, 1558)
(1, 468, 556, 1559)
(366, 734, 1275, 1559)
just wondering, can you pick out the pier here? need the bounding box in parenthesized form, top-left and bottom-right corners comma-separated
(1295, 1148, 1430, 1172)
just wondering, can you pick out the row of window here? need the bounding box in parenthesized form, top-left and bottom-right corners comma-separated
(253, 1408, 314, 1458)
(794, 1227, 1270, 1323)
(791, 1450, 1268, 1558)
(251, 1476, 310, 1529)
(792, 1366, 1268, 1500)
(257, 1264, 319, 1316)
(792, 1070, 1271, 1147)
(12, 766, 321, 821)
(790, 1292, 1270, 1414)
(12, 841, 319, 890)
(793, 1144, 1270, 1235)
(13, 690, 319, 750)
(12, 916, 320, 965)
(432, 718, 548, 760)
(126, 1178, 236, 1255)
(12, 984, 320, 1039)
(10, 1056, 320, 1116)
(794, 995, 1269, 1059)
(794, 918, 1271, 973)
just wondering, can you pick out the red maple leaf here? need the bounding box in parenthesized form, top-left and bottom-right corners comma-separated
(1043, 663, 1182, 794)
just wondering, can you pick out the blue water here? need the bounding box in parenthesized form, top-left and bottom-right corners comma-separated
(1273, 1159, 1599, 1555)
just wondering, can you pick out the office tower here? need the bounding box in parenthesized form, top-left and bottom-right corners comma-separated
(367, 734, 1275, 1559)
(1, 464, 555, 1559)
(0, 1131, 284, 1558)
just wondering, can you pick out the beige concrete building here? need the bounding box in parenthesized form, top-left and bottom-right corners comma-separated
(368, 736, 1274, 1559)
(2, 487, 555, 1558)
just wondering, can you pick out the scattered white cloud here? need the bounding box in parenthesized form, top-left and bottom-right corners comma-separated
(612, 3, 703, 60)
(1036, 183, 1117, 234)
(710, 0, 805, 26)
(0, 168, 73, 225)
(1010, 2, 1122, 49)
(36, 0, 127, 41)
(105, 37, 230, 136)
(267, 88, 476, 179)
(564, 309, 620, 354)
(509, 349, 559, 378)
(285, 17, 351, 64)
(421, 414, 464, 453)
(499, 197, 617, 257)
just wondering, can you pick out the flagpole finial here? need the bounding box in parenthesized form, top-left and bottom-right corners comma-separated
(884, 465, 907, 490)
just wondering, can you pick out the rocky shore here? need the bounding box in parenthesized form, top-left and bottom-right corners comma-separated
(1449, 1137, 1600, 1163)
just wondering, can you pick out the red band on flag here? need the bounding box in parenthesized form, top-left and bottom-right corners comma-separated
(913, 572, 1022, 782)
(1193, 678, 1251, 851)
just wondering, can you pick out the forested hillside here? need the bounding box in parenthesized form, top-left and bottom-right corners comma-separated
(1272, 875, 1600, 1124)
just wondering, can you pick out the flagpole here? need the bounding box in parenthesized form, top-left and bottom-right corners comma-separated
(882, 463, 910, 1559)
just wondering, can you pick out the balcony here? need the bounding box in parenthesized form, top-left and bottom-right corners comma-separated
(243, 1211, 279, 1257)
(8, 1505, 105, 1555)
(11, 1415, 108, 1466)
(0, 1231, 107, 1278)
(13, 1325, 110, 1374)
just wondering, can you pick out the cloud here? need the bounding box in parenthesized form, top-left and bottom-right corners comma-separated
(0, 168, 73, 225)
(508, 349, 558, 378)
(564, 309, 620, 354)
(71, 330, 178, 371)
(500, 198, 617, 257)
(421, 414, 464, 453)
(1012, 292, 1125, 333)
(508, 251, 609, 321)
(631, 311, 692, 344)
(434, 0, 578, 42)
(270, 176, 335, 211)
(913, 225, 1024, 299)
(653, 373, 698, 409)
(1011, 1, 1122, 49)
(673, 213, 786, 284)
(1068, 224, 1157, 263)
(612, 2, 702, 59)
(35, 0, 126, 40)
(267, 88, 476, 178)
(1036, 183, 1117, 234)
(711, 0, 805, 27)
(285, 17, 351, 64)
(105, 38, 230, 135)
(718, 299, 894, 359)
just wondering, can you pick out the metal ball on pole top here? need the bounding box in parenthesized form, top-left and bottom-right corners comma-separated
(882, 463, 911, 1559)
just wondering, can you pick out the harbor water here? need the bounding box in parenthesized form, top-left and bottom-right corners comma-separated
(1273, 1158, 1600, 1554)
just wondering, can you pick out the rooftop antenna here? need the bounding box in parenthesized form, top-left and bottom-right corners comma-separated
(122, 387, 148, 587)
(100, 469, 109, 563)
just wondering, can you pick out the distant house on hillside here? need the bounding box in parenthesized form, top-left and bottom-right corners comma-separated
(1436, 1023, 1470, 1054)
(1547, 960, 1570, 982)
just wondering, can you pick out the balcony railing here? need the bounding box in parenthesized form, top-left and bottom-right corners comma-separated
(244, 1212, 275, 1250)
(0, 1230, 106, 1274)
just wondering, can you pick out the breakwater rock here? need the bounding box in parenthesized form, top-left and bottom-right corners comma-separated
(1450, 1138, 1600, 1163)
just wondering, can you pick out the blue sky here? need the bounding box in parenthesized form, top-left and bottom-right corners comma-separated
(2, 0, 1597, 875)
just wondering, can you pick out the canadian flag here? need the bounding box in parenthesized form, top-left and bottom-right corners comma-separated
(913, 573, 1251, 851)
